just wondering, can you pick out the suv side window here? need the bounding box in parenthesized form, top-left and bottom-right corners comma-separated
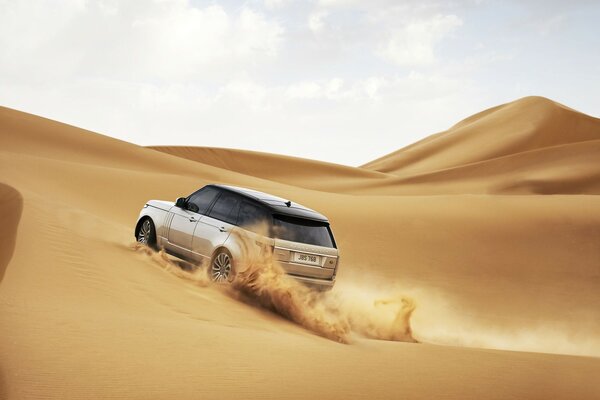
(187, 187, 219, 215)
(238, 201, 270, 233)
(208, 192, 241, 225)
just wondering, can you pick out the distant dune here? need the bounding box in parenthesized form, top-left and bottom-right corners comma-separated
(151, 97, 600, 195)
(1, 97, 599, 400)
(363, 96, 600, 174)
(148, 146, 390, 193)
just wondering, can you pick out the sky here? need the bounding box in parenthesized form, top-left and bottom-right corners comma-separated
(1, 0, 599, 166)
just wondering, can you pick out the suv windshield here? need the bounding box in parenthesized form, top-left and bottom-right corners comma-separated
(272, 214, 335, 248)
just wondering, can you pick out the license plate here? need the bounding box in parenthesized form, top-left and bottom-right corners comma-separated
(293, 252, 321, 266)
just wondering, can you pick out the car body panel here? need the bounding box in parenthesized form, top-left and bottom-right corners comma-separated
(147, 200, 174, 211)
(273, 238, 338, 282)
(165, 207, 199, 255)
(191, 215, 234, 263)
(135, 185, 339, 289)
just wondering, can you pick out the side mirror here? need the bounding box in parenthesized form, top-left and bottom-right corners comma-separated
(175, 197, 187, 208)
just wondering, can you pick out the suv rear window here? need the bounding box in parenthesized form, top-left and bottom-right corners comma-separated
(272, 214, 335, 248)
(238, 201, 271, 233)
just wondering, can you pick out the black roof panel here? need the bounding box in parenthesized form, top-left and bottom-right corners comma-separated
(209, 184, 329, 222)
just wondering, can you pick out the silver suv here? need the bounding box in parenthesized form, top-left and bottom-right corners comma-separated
(135, 185, 339, 289)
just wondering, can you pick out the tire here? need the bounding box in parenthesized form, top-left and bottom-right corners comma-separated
(210, 248, 235, 283)
(137, 218, 157, 249)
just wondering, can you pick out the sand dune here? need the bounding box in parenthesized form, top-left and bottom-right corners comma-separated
(149, 146, 392, 193)
(0, 183, 22, 283)
(377, 139, 600, 194)
(1, 98, 599, 399)
(363, 96, 600, 178)
(150, 97, 600, 195)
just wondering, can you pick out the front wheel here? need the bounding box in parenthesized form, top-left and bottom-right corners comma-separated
(137, 218, 156, 249)
(210, 249, 234, 283)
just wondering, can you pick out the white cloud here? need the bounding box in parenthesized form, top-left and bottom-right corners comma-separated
(216, 78, 271, 112)
(264, 0, 293, 9)
(377, 14, 463, 66)
(0, 0, 598, 166)
(285, 78, 348, 100)
(0, 1, 284, 83)
(317, 0, 365, 7)
(286, 81, 323, 99)
(534, 14, 565, 35)
(308, 10, 329, 33)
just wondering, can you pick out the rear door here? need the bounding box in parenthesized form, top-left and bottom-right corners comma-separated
(192, 191, 241, 260)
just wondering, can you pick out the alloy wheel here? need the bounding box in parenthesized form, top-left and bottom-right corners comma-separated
(137, 220, 151, 244)
(212, 252, 232, 282)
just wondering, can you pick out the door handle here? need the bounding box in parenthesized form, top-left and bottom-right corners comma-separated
(218, 226, 227, 232)
(189, 217, 198, 222)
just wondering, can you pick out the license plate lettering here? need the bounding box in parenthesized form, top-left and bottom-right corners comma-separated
(294, 253, 320, 265)
(299, 254, 316, 262)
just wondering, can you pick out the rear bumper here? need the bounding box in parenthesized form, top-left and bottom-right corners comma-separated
(278, 260, 335, 280)
(272, 240, 339, 290)
(287, 274, 336, 290)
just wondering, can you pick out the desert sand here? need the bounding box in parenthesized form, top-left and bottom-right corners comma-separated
(1, 96, 599, 399)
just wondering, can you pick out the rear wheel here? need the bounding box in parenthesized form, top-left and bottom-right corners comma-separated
(137, 218, 156, 249)
(210, 249, 234, 283)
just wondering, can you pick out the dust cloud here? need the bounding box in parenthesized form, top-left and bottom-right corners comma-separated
(132, 241, 600, 356)
(229, 251, 416, 343)
(131, 240, 417, 344)
(132, 243, 210, 287)
(406, 288, 600, 357)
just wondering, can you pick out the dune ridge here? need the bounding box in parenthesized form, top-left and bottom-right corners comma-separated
(370, 139, 600, 194)
(0, 97, 599, 399)
(150, 98, 600, 195)
(148, 145, 393, 194)
(0, 183, 22, 283)
(362, 96, 600, 177)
